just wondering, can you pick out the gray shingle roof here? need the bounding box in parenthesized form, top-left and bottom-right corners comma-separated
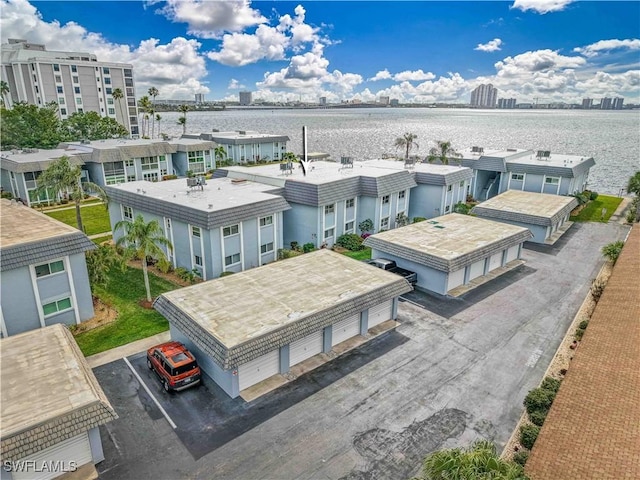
(507, 157, 595, 178)
(0, 154, 85, 173)
(472, 197, 578, 226)
(154, 280, 410, 369)
(77, 143, 176, 164)
(460, 156, 508, 172)
(414, 168, 473, 186)
(1, 232, 96, 272)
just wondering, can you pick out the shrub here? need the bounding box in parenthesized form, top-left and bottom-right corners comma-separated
(512, 450, 530, 467)
(575, 328, 586, 341)
(278, 248, 301, 260)
(290, 241, 299, 251)
(529, 409, 548, 427)
(540, 377, 562, 394)
(578, 320, 589, 330)
(174, 267, 189, 280)
(302, 242, 316, 253)
(453, 202, 470, 214)
(156, 257, 173, 274)
(590, 278, 606, 302)
(358, 218, 374, 234)
(519, 424, 540, 450)
(601, 241, 625, 265)
(524, 388, 555, 415)
(336, 233, 364, 251)
(219, 271, 234, 277)
(162, 174, 178, 181)
(0, 191, 13, 199)
(412, 217, 427, 223)
(626, 209, 637, 223)
(590, 191, 599, 201)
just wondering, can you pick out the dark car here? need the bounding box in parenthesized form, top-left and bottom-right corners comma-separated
(146, 341, 201, 392)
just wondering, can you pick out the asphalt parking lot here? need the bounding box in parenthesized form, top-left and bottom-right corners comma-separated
(94, 222, 629, 480)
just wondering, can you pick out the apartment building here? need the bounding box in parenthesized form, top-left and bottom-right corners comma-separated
(470, 84, 498, 108)
(1, 39, 139, 136)
(188, 130, 290, 164)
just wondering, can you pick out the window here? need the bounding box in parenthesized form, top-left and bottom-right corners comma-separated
(71, 65, 77, 73)
(142, 172, 158, 182)
(187, 151, 205, 173)
(76, 97, 82, 104)
(194, 255, 202, 266)
(42, 297, 72, 317)
(108, 108, 115, 115)
(72, 76, 79, 83)
(459, 181, 465, 187)
(55, 75, 62, 83)
(104, 77, 111, 85)
(345, 221, 354, 233)
(57, 86, 63, 94)
(106, 87, 112, 95)
(346, 198, 355, 208)
(74, 87, 81, 94)
(398, 191, 405, 199)
(223, 225, 239, 237)
(123, 205, 133, 220)
(53, 64, 60, 72)
(125, 159, 134, 167)
(445, 205, 451, 213)
(511, 173, 525, 181)
(107, 98, 114, 105)
(127, 175, 136, 182)
(260, 215, 273, 227)
(380, 217, 389, 229)
(260, 242, 274, 254)
(77, 108, 84, 113)
(58, 98, 65, 105)
(545, 176, 560, 185)
(103, 67, 110, 74)
(224, 253, 241, 266)
(447, 184, 452, 192)
(192, 226, 201, 237)
(35, 260, 64, 278)
(382, 195, 390, 205)
(140, 156, 158, 171)
(60, 108, 67, 115)
(324, 204, 335, 214)
(324, 228, 334, 239)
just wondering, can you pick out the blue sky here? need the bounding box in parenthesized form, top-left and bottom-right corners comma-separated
(2, 0, 639, 103)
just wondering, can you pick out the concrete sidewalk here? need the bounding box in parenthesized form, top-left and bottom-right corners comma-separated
(86, 331, 170, 368)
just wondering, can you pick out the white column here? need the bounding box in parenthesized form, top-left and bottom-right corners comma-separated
(63, 256, 82, 325)
(28, 265, 46, 328)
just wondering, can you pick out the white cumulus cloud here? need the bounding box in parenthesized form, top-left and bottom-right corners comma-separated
(475, 38, 503, 52)
(228, 79, 246, 90)
(511, 0, 575, 14)
(573, 38, 640, 57)
(393, 69, 436, 82)
(495, 49, 585, 78)
(368, 69, 392, 81)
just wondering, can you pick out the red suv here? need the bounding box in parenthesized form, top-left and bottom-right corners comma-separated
(146, 341, 201, 392)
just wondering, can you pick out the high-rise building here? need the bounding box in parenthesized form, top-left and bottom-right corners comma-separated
(582, 98, 593, 109)
(612, 97, 624, 110)
(378, 96, 390, 105)
(1, 39, 139, 136)
(194, 93, 205, 104)
(390, 99, 399, 107)
(470, 84, 498, 108)
(600, 97, 612, 110)
(497, 98, 517, 109)
(319, 96, 327, 106)
(239, 91, 252, 106)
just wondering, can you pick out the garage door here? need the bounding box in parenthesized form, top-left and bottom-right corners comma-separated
(488, 252, 502, 272)
(290, 330, 324, 367)
(506, 245, 519, 263)
(468, 259, 485, 280)
(13, 432, 92, 480)
(368, 300, 393, 329)
(332, 314, 360, 346)
(238, 349, 280, 391)
(447, 268, 465, 291)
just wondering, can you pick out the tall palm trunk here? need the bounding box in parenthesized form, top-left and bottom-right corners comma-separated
(75, 196, 84, 233)
(142, 258, 152, 302)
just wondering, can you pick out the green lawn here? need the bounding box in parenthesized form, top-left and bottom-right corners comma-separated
(91, 235, 113, 245)
(45, 203, 112, 236)
(340, 247, 372, 261)
(74, 266, 180, 356)
(570, 195, 623, 222)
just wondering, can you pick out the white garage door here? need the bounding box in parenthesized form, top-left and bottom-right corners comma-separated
(332, 314, 360, 346)
(506, 245, 519, 263)
(447, 268, 465, 291)
(290, 330, 324, 367)
(13, 432, 92, 480)
(368, 300, 393, 329)
(469, 259, 485, 280)
(488, 252, 502, 272)
(238, 349, 280, 391)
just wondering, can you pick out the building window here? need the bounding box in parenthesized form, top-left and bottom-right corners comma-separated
(42, 297, 72, 317)
(142, 172, 158, 182)
(187, 151, 205, 173)
(73, 76, 79, 83)
(53, 64, 60, 72)
(194, 255, 202, 266)
(140, 156, 158, 171)
(260, 242, 274, 254)
(76, 98, 82, 105)
(459, 181, 465, 187)
(445, 205, 451, 213)
(127, 175, 136, 182)
(125, 159, 134, 167)
(545, 176, 560, 185)
(223, 224, 239, 237)
(77, 108, 84, 113)
(324, 228, 334, 239)
(382, 195, 390, 205)
(346, 198, 355, 208)
(58, 98, 65, 105)
(345, 221, 354, 233)
(447, 185, 452, 192)
(225, 253, 241, 266)
(106, 87, 112, 95)
(104, 77, 111, 85)
(74, 87, 81, 94)
(71, 65, 77, 73)
(398, 191, 405, 199)
(55, 75, 62, 83)
(380, 217, 389, 230)
(192, 226, 201, 237)
(60, 108, 67, 115)
(324, 204, 335, 214)
(103, 67, 110, 74)
(35, 260, 65, 278)
(108, 108, 115, 115)
(107, 98, 114, 105)
(511, 173, 525, 181)
(123, 206, 133, 220)
(57, 86, 63, 94)
(260, 215, 273, 227)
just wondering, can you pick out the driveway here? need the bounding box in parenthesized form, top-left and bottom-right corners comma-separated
(94, 222, 629, 480)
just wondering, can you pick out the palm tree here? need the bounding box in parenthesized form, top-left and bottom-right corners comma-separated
(112, 88, 125, 130)
(426, 140, 462, 165)
(138, 95, 152, 137)
(214, 145, 227, 166)
(423, 440, 529, 480)
(178, 104, 190, 135)
(148, 87, 159, 137)
(36, 156, 107, 233)
(155, 113, 162, 139)
(394, 133, 419, 160)
(114, 215, 173, 302)
(0, 80, 10, 108)
(627, 171, 640, 197)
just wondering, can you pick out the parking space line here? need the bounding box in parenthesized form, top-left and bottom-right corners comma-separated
(123, 356, 177, 429)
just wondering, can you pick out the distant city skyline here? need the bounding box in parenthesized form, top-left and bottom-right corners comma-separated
(1, 0, 638, 104)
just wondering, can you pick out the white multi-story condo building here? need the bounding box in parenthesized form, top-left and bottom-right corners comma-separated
(1, 39, 139, 136)
(239, 91, 252, 106)
(470, 84, 498, 108)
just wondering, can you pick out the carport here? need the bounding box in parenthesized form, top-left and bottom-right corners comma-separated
(471, 189, 578, 244)
(364, 213, 532, 296)
(154, 249, 411, 399)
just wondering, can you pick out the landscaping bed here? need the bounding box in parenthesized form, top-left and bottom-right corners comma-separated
(570, 194, 623, 222)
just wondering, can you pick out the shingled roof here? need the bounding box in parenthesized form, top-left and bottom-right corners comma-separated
(1, 324, 118, 462)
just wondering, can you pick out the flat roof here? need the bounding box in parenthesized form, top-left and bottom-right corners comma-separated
(508, 151, 592, 168)
(109, 177, 283, 213)
(159, 249, 406, 349)
(473, 190, 577, 218)
(0, 147, 85, 164)
(225, 160, 410, 185)
(362, 159, 471, 176)
(209, 131, 286, 140)
(66, 138, 172, 151)
(525, 225, 640, 479)
(0, 324, 117, 440)
(459, 147, 530, 159)
(366, 213, 530, 261)
(0, 199, 81, 249)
